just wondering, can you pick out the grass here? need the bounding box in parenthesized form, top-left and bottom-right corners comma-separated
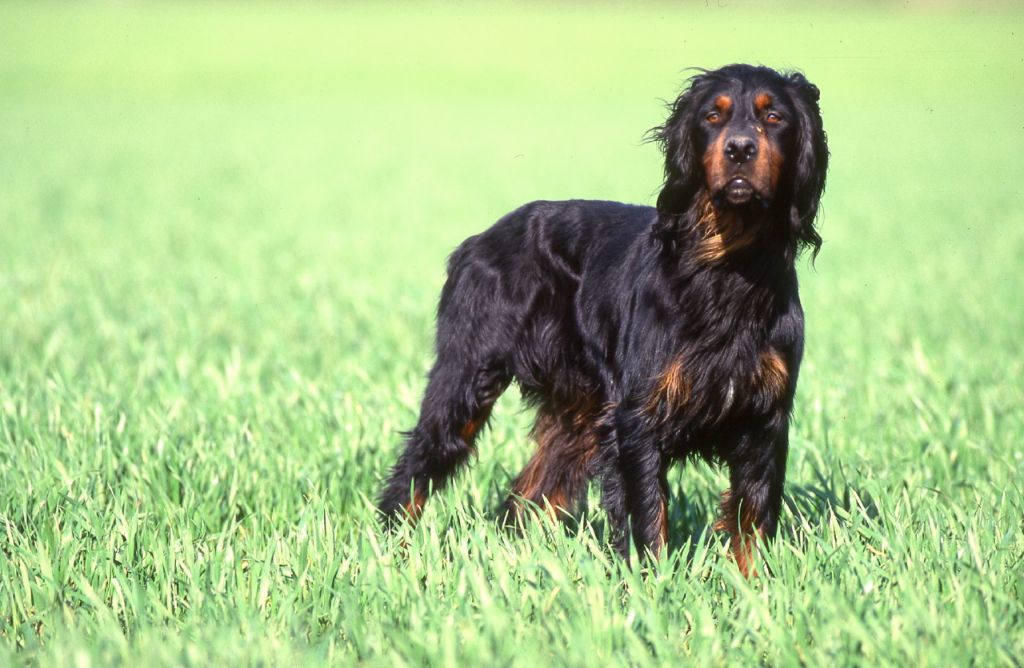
(1, 1, 1022, 665)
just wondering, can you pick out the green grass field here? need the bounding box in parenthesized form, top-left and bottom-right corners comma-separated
(1, 2, 1022, 665)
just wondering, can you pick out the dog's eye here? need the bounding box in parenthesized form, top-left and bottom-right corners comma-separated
(705, 112, 721, 124)
(765, 112, 783, 124)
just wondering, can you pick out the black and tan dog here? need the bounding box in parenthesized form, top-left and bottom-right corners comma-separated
(379, 64, 828, 575)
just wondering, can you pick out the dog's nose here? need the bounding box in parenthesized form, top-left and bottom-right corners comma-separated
(724, 136, 758, 164)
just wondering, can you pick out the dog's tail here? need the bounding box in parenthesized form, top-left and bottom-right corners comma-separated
(377, 356, 509, 526)
(378, 234, 515, 526)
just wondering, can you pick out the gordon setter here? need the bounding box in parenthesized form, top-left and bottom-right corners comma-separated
(378, 64, 828, 575)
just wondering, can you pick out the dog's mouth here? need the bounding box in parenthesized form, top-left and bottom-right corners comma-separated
(713, 175, 776, 209)
(723, 177, 755, 205)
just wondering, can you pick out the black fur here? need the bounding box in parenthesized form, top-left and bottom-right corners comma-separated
(378, 64, 828, 573)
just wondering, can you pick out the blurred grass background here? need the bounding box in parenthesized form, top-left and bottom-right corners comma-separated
(1, 2, 1022, 666)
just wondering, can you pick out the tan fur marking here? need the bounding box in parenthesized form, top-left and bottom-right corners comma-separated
(751, 132, 784, 196)
(693, 194, 759, 264)
(657, 495, 669, 554)
(459, 405, 494, 442)
(543, 489, 569, 522)
(402, 488, 427, 523)
(755, 349, 789, 400)
(768, 135, 784, 191)
(509, 425, 548, 502)
(713, 489, 761, 577)
(646, 355, 690, 418)
(733, 527, 762, 578)
(754, 92, 773, 113)
(702, 131, 729, 194)
(459, 419, 480, 441)
(506, 403, 600, 523)
(714, 95, 732, 114)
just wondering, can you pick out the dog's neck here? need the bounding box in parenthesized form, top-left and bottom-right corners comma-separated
(679, 190, 795, 270)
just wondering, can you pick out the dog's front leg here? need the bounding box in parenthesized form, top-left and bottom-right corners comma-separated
(598, 459, 631, 559)
(596, 409, 666, 562)
(716, 421, 789, 576)
(616, 418, 669, 563)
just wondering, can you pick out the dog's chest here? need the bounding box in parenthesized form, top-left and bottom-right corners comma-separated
(645, 336, 790, 429)
(637, 259, 800, 427)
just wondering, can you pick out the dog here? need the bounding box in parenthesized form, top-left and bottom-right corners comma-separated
(378, 64, 828, 575)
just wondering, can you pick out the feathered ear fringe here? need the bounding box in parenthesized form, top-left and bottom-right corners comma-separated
(646, 70, 721, 215)
(785, 72, 829, 259)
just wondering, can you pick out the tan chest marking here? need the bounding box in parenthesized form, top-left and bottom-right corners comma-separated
(646, 348, 788, 422)
(754, 349, 789, 400)
(693, 195, 759, 264)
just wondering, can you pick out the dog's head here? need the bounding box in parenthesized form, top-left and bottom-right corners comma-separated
(651, 64, 828, 256)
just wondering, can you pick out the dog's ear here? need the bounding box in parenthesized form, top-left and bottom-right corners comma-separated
(649, 74, 711, 214)
(786, 72, 829, 257)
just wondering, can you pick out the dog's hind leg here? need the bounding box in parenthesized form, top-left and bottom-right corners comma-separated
(378, 358, 510, 526)
(499, 408, 600, 526)
(377, 228, 533, 527)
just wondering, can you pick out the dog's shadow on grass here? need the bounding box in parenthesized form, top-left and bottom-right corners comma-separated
(783, 463, 881, 527)
(532, 461, 882, 565)
(480, 457, 880, 570)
